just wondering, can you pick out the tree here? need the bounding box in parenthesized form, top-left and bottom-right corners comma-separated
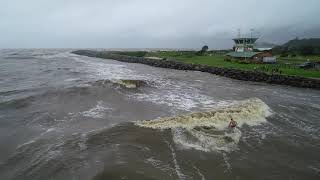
(201, 45, 209, 52)
(197, 45, 209, 55)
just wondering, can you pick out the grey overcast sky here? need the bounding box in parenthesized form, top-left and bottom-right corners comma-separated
(1, 0, 320, 49)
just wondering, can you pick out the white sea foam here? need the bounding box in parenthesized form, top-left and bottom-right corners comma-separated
(17, 140, 36, 149)
(72, 54, 218, 112)
(145, 157, 172, 172)
(223, 153, 232, 173)
(17, 127, 58, 149)
(132, 79, 218, 111)
(64, 78, 80, 82)
(80, 101, 111, 118)
(193, 165, 206, 180)
(71, 55, 145, 81)
(39, 128, 57, 136)
(164, 140, 187, 180)
(46, 128, 56, 133)
(136, 98, 271, 152)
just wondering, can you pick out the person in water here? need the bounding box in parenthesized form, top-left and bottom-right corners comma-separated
(228, 118, 238, 128)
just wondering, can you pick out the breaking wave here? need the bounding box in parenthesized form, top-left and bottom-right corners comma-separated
(136, 98, 272, 152)
(110, 79, 148, 89)
(90, 79, 150, 89)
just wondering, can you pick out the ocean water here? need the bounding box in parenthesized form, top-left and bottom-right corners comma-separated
(0, 49, 319, 180)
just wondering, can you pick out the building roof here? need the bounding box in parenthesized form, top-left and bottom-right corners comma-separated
(257, 47, 272, 51)
(232, 37, 258, 41)
(232, 38, 258, 44)
(226, 51, 260, 58)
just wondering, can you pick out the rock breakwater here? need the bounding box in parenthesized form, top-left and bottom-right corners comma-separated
(73, 50, 320, 89)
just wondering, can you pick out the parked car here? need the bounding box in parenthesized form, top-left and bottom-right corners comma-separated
(297, 62, 318, 69)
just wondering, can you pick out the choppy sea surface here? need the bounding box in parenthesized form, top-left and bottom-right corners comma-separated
(0, 49, 319, 180)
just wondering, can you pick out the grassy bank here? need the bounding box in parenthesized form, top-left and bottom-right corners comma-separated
(73, 50, 320, 89)
(140, 51, 320, 78)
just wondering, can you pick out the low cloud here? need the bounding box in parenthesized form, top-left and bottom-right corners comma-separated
(1, 0, 319, 48)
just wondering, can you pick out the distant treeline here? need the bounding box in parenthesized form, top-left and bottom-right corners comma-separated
(272, 38, 320, 57)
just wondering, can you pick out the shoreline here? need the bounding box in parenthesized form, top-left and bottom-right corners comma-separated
(72, 50, 320, 89)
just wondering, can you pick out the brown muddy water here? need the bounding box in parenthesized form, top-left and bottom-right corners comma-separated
(0, 49, 319, 180)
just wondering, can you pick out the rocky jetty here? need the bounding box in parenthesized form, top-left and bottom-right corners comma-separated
(73, 50, 320, 89)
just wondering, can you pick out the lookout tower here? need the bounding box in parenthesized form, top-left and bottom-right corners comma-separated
(226, 29, 276, 63)
(233, 29, 258, 52)
(233, 37, 258, 52)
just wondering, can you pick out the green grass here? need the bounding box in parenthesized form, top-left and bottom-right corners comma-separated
(145, 51, 320, 78)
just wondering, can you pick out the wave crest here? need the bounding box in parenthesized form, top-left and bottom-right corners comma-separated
(136, 98, 271, 130)
(110, 79, 147, 89)
(135, 98, 271, 152)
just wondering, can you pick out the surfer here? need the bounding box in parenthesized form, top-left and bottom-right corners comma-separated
(228, 118, 238, 129)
